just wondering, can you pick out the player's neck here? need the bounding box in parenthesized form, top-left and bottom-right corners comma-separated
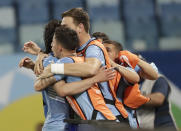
(79, 33, 91, 47)
(61, 49, 76, 58)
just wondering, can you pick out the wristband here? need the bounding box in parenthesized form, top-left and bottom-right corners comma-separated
(150, 62, 158, 73)
(51, 63, 64, 74)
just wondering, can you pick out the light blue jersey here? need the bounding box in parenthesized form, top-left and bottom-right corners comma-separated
(42, 53, 69, 131)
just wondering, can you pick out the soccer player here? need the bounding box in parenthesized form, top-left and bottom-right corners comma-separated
(103, 39, 158, 128)
(20, 19, 61, 118)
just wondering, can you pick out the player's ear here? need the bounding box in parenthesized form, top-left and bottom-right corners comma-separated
(59, 46, 63, 52)
(77, 23, 84, 34)
(58, 44, 62, 52)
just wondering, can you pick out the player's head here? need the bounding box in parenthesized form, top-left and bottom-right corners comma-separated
(103, 40, 123, 61)
(44, 19, 61, 54)
(92, 32, 109, 43)
(51, 25, 79, 58)
(61, 8, 90, 37)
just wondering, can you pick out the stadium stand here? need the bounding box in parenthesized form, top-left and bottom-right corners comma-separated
(0, 0, 180, 52)
(19, 24, 44, 47)
(123, 0, 159, 50)
(17, 0, 49, 24)
(52, 0, 84, 19)
(0, 6, 16, 54)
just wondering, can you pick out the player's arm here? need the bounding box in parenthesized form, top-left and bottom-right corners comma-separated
(34, 76, 57, 91)
(120, 50, 158, 80)
(51, 57, 101, 77)
(34, 52, 49, 75)
(23, 41, 50, 75)
(144, 93, 165, 107)
(110, 59, 139, 84)
(23, 41, 41, 55)
(34, 64, 64, 91)
(53, 67, 115, 97)
(51, 45, 105, 77)
(34, 57, 76, 91)
(137, 59, 158, 80)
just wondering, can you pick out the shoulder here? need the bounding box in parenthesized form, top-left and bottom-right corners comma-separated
(86, 44, 102, 51)
(85, 44, 103, 55)
(155, 77, 168, 86)
(43, 55, 58, 67)
(56, 57, 74, 64)
(152, 76, 170, 96)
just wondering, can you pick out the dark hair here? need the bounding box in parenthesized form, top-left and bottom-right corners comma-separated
(92, 32, 109, 42)
(55, 25, 79, 50)
(43, 19, 61, 53)
(62, 8, 90, 33)
(103, 40, 123, 51)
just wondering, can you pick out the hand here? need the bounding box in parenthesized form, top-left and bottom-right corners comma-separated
(119, 50, 139, 67)
(93, 66, 116, 83)
(38, 65, 54, 79)
(34, 52, 48, 76)
(23, 41, 41, 55)
(19, 57, 35, 70)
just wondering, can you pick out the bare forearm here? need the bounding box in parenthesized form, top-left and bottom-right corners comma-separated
(53, 66, 115, 97)
(34, 76, 56, 91)
(138, 60, 158, 80)
(53, 77, 97, 97)
(51, 58, 101, 77)
(113, 63, 140, 84)
(64, 63, 95, 77)
(144, 93, 165, 107)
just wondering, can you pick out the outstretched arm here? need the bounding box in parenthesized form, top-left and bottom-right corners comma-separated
(110, 59, 140, 84)
(23, 41, 41, 55)
(138, 59, 158, 80)
(51, 45, 107, 77)
(51, 57, 102, 77)
(119, 50, 158, 80)
(23, 41, 49, 75)
(53, 66, 116, 97)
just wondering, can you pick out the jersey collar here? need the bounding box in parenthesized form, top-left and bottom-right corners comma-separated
(76, 37, 96, 52)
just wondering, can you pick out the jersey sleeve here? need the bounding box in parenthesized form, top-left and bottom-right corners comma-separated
(43, 55, 58, 67)
(53, 57, 74, 81)
(85, 45, 105, 66)
(151, 77, 170, 97)
(134, 65, 141, 73)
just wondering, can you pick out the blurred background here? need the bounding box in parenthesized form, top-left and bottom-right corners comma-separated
(0, 0, 180, 130)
